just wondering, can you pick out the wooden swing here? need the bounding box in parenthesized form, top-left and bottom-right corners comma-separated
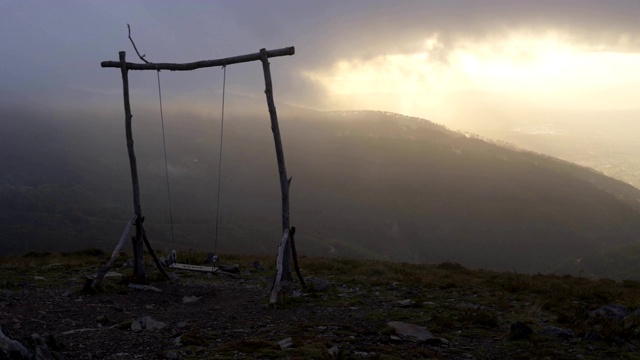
(98, 28, 302, 304)
(154, 63, 228, 274)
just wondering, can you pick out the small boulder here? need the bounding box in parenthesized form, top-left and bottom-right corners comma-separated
(128, 284, 162, 292)
(327, 345, 339, 359)
(540, 326, 575, 339)
(182, 296, 201, 304)
(387, 321, 437, 342)
(141, 316, 166, 331)
(509, 321, 534, 340)
(396, 299, 415, 308)
(131, 320, 143, 333)
(131, 316, 166, 332)
(589, 305, 630, 321)
(278, 337, 293, 350)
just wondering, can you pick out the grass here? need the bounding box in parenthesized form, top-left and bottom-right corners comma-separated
(1, 249, 640, 359)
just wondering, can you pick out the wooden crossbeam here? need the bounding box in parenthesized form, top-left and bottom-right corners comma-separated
(101, 47, 295, 71)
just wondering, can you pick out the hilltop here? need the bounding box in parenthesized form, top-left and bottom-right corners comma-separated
(0, 251, 639, 359)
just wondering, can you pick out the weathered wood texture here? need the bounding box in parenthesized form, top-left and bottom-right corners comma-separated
(92, 215, 137, 289)
(260, 48, 291, 233)
(102, 47, 294, 71)
(104, 46, 299, 297)
(270, 229, 291, 304)
(260, 48, 297, 304)
(119, 51, 146, 284)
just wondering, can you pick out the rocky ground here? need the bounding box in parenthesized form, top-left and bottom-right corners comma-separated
(0, 252, 639, 359)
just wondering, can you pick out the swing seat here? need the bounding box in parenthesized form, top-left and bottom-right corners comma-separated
(168, 250, 218, 273)
(169, 263, 218, 273)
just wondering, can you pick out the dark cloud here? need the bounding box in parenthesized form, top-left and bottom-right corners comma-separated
(1, 0, 639, 110)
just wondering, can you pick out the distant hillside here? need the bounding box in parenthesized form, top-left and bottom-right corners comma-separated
(1, 102, 640, 276)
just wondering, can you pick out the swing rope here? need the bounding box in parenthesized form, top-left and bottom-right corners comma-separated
(155, 65, 227, 263)
(156, 70, 177, 253)
(213, 65, 227, 256)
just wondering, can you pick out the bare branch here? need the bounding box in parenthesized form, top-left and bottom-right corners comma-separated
(127, 24, 150, 64)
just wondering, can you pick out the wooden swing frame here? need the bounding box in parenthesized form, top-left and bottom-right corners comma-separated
(100, 47, 300, 303)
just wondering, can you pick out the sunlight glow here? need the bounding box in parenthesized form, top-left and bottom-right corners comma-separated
(303, 32, 640, 120)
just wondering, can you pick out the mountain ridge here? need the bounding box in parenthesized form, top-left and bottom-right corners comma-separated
(1, 102, 640, 278)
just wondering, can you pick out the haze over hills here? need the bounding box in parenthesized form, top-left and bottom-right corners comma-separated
(1, 100, 640, 278)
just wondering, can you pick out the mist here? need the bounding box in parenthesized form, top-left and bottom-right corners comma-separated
(2, 1, 640, 280)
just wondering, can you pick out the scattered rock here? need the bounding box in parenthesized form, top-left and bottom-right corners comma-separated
(509, 321, 534, 340)
(165, 351, 178, 359)
(61, 290, 71, 298)
(176, 321, 188, 329)
(141, 316, 166, 331)
(387, 321, 442, 343)
(0, 326, 31, 358)
(131, 316, 166, 332)
(34, 276, 47, 281)
(278, 337, 293, 350)
(327, 345, 339, 359)
(396, 299, 415, 308)
(173, 336, 182, 346)
(541, 326, 575, 339)
(589, 305, 629, 321)
(131, 320, 143, 333)
(128, 284, 162, 292)
(182, 296, 200, 304)
(121, 259, 134, 269)
(252, 261, 265, 271)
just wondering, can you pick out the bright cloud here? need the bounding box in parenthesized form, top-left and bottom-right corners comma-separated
(303, 31, 640, 121)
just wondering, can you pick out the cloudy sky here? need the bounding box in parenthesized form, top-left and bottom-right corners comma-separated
(2, 1, 640, 135)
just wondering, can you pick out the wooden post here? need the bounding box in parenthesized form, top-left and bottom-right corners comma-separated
(260, 48, 290, 232)
(261, 48, 294, 304)
(270, 229, 290, 304)
(119, 51, 146, 284)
